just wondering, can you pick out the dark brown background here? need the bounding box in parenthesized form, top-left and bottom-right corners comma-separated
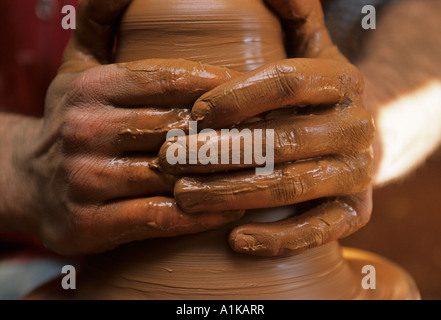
(341, 146, 441, 300)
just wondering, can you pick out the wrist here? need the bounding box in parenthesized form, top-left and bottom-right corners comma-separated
(0, 112, 43, 233)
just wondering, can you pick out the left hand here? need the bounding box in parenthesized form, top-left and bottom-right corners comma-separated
(8, 0, 245, 256)
(156, 0, 375, 256)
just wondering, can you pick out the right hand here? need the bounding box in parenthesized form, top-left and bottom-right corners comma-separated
(155, 0, 375, 257)
(12, 0, 244, 256)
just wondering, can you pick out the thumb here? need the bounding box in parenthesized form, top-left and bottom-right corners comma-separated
(60, 0, 132, 73)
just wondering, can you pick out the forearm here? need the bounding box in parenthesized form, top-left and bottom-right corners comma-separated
(0, 112, 41, 233)
(356, 0, 441, 186)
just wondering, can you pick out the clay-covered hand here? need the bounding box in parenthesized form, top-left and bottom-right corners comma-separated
(156, 0, 375, 256)
(14, 0, 243, 256)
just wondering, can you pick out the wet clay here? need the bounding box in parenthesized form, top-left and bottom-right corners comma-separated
(173, 152, 372, 213)
(157, 105, 374, 174)
(190, 59, 364, 129)
(27, 0, 419, 299)
(115, 0, 286, 72)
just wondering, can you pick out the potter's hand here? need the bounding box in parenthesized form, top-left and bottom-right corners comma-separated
(156, 0, 375, 256)
(5, 0, 243, 256)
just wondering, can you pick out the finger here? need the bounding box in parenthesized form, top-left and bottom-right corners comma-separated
(191, 58, 363, 128)
(174, 151, 372, 213)
(73, 59, 242, 107)
(60, 0, 132, 73)
(264, 0, 318, 21)
(78, 197, 245, 254)
(115, 108, 191, 153)
(264, 0, 343, 60)
(228, 189, 372, 256)
(66, 155, 177, 203)
(157, 105, 374, 174)
(62, 107, 191, 154)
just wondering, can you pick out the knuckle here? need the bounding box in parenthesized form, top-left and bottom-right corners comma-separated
(344, 62, 363, 79)
(273, 125, 299, 159)
(66, 71, 94, 104)
(306, 224, 328, 249)
(278, 228, 321, 256)
(356, 204, 372, 227)
(148, 212, 174, 233)
(66, 66, 111, 105)
(336, 152, 373, 192)
(63, 156, 88, 189)
(69, 205, 95, 234)
(60, 108, 108, 154)
(174, 177, 205, 213)
(357, 111, 376, 148)
(338, 106, 376, 150)
(64, 156, 111, 202)
(279, 166, 307, 202)
(158, 60, 189, 92)
(60, 110, 89, 149)
(265, 0, 314, 20)
(271, 63, 298, 98)
(341, 63, 365, 97)
(358, 151, 374, 181)
(355, 191, 373, 223)
(340, 194, 373, 237)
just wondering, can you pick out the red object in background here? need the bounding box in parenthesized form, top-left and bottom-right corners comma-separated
(0, 0, 76, 117)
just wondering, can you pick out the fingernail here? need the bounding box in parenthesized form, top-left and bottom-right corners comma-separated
(191, 100, 211, 123)
(233, 234, 258, 253)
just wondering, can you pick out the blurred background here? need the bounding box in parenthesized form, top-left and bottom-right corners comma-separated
(341, 146, 441, 300)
